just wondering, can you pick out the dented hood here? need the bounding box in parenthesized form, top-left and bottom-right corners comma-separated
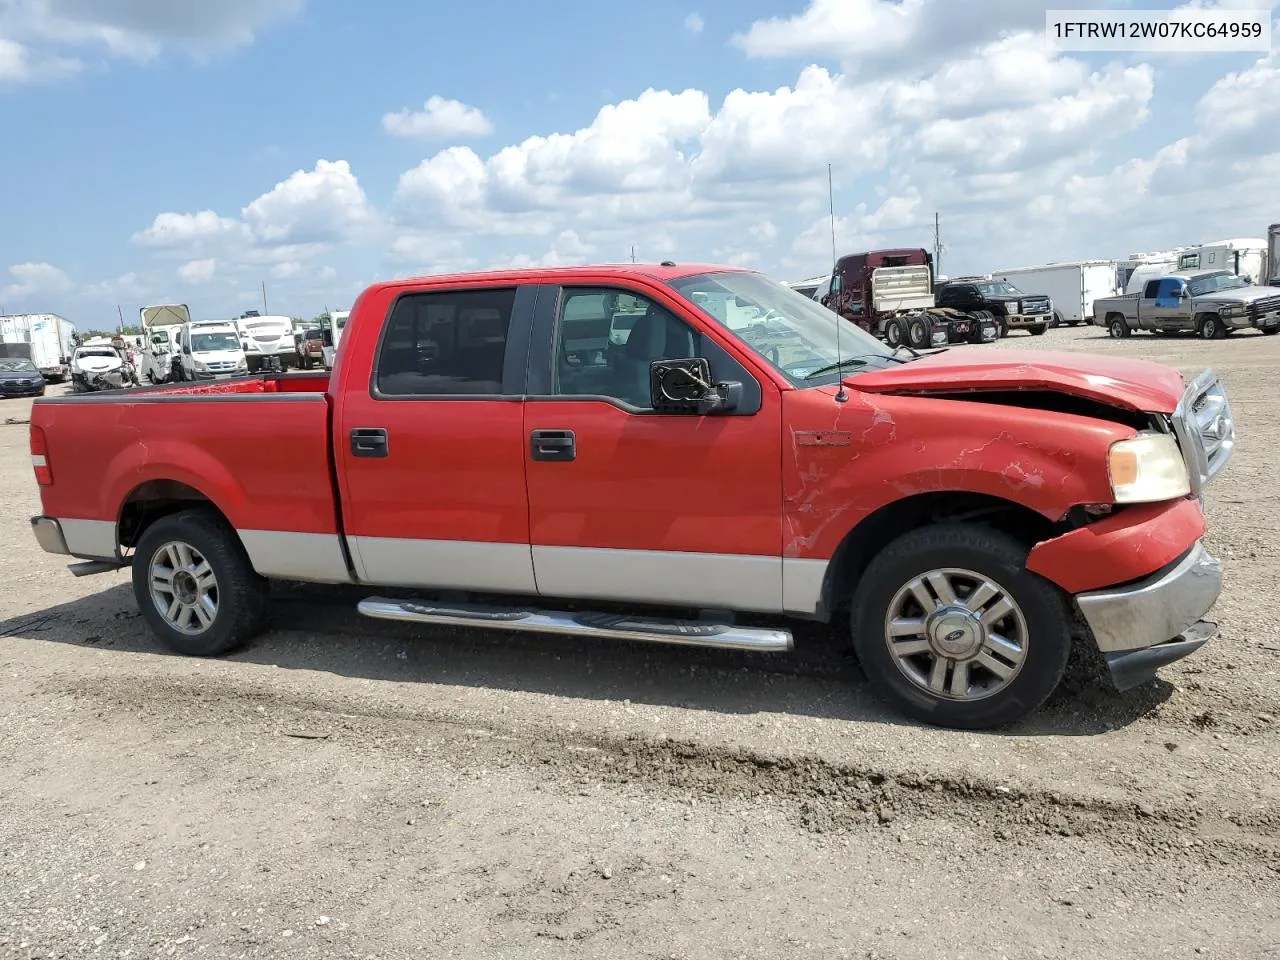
(851, 348, 1186, 414)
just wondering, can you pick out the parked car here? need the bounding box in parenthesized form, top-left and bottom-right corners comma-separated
(934, 277, 1053, 337)
(1093, 269, 1280, 339)
(69, 341, 138, 392)
(27, 262, 1234, 730)
(0, 357, 46, 398)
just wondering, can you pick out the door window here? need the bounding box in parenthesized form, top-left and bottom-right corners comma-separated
(375, 287, 516, 396)
(552, 287, 703, 409)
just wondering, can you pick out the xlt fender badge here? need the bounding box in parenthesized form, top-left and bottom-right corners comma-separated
(795, 431, 852, 447)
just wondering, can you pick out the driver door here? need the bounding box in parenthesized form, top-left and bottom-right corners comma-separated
(523, 283, 786, 613)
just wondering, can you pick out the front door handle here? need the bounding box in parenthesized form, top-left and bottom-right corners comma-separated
(351, 427, 388, 458)
(530, 429, 575, 462)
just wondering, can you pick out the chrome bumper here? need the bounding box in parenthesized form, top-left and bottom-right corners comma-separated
(31, 516, 69, 555)
(1076, 541, 1222, 689)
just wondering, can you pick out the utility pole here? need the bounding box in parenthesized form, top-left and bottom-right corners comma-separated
(630, 245, 636, 263)
(261, 281, 268, 315)
(933, 212, 943, 277)
(116, 305, 124, 332)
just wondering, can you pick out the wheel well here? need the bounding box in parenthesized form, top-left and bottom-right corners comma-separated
(117, 480, 227, 551)
(819, 492, 1056, 620)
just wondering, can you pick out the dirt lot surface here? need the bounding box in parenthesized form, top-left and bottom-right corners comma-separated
(2, 327, 1278, 959)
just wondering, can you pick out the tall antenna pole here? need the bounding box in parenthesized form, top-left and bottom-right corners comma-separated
(829, 163, 847, 404)
(934, 211, 942, 277)
(116, 305, 124, 332)
(261, 281, 268, 315)
(631, 245, 636, 263)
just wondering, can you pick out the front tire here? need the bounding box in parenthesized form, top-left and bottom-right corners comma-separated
(848, 523, 1072, 730)
(1028, 323, 1047, 336)
(1198, 314, 1226, 340)
(132, 510, 269, 657)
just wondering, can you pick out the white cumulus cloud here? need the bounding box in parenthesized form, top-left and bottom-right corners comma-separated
(3, 261, 71, 298)
(382, 95, 494, 140)
(177, 258, 217, 283)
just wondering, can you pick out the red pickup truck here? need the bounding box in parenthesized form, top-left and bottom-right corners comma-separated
(27, 263, 1235, 729)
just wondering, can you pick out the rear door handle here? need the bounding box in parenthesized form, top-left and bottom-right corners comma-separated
(350, 427, 388, 458)
(530, 429, 575, 462)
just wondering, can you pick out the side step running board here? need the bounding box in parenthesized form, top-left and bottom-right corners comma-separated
(357, 597, 793, 652)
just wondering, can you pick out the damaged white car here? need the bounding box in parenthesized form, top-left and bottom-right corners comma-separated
(70, 344, 138, 392)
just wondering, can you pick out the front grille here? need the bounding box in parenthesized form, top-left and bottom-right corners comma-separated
(1021, 298, 1051, 314)
(1248, 295, 1280, 319)
(252, 335, 281, 343)
(1171, 369, 1235, 496)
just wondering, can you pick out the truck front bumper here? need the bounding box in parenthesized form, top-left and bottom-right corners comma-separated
(1075, 541, 1222, 691)
(1005, 313, 1051, 328)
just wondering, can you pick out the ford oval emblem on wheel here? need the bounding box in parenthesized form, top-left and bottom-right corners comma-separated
(944, 628, 966, 644)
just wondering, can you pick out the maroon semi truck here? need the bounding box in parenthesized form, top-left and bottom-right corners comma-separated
(817, 248, 999, 350)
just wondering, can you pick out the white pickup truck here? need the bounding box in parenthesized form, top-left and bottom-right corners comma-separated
(1093, 269, 1280, 340)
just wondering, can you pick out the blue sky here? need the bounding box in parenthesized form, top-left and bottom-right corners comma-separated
(1, 0, 1277, 327)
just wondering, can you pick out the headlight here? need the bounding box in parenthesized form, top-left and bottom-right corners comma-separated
(1108, 432, 1190, 503)
(193, 361, 208, 371)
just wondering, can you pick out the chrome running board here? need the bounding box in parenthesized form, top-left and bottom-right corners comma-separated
(357, 597, 792, 652)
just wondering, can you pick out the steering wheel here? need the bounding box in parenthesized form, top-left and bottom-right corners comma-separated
(765, 345, 781, 365)
(761, 309, 786, 322)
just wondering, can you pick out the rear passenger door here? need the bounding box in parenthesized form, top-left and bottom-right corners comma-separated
(335, 283, 540, 593)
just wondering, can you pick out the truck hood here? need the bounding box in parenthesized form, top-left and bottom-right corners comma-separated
(1197, 284, 1280, 304)
(141, 304, 191, 328)
(852, 348, 1186, 414)
(74, 355, 122, 373)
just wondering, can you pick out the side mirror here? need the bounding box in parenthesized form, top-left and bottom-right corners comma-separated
(649, 358, 740, 414)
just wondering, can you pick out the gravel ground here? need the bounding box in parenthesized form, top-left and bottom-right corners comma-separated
(2, 326, 1278, 959)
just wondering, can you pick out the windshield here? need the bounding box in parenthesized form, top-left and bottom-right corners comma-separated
(974, 281, 1022, 297)
(190, 332, 241, 352)
(1188, 272, 1251, 296)
(667, 271, 893, 384)
(0, 359, 38, 372)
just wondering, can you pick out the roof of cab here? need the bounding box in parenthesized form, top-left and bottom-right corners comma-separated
(371, 262, 753, 293)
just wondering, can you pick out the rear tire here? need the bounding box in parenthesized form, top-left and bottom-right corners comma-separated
(1107, 315, 1130, 339)
(132, 510, 270, 657)
(848, 523, 1072, 730)
(1263, 327, 1279, 336)
(883, 317, 905, 348)
(906, 315, 930, 350)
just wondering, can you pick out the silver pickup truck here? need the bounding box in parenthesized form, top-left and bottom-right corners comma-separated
(1094, 269, 1280, 340)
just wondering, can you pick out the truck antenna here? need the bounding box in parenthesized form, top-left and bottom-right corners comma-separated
(829, 163, 848, 403)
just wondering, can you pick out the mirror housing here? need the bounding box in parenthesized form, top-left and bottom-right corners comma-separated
(649, 358, 740, 415)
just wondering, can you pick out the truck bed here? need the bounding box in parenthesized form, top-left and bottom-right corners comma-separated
(32, 371, 341, 549)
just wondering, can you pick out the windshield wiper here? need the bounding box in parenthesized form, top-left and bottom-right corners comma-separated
(803, 348, 923, 380)
(802, 356, 875, 380)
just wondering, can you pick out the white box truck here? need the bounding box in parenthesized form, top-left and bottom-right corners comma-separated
(991, 261, 1120, 328)
(0, 313, 77, 382)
